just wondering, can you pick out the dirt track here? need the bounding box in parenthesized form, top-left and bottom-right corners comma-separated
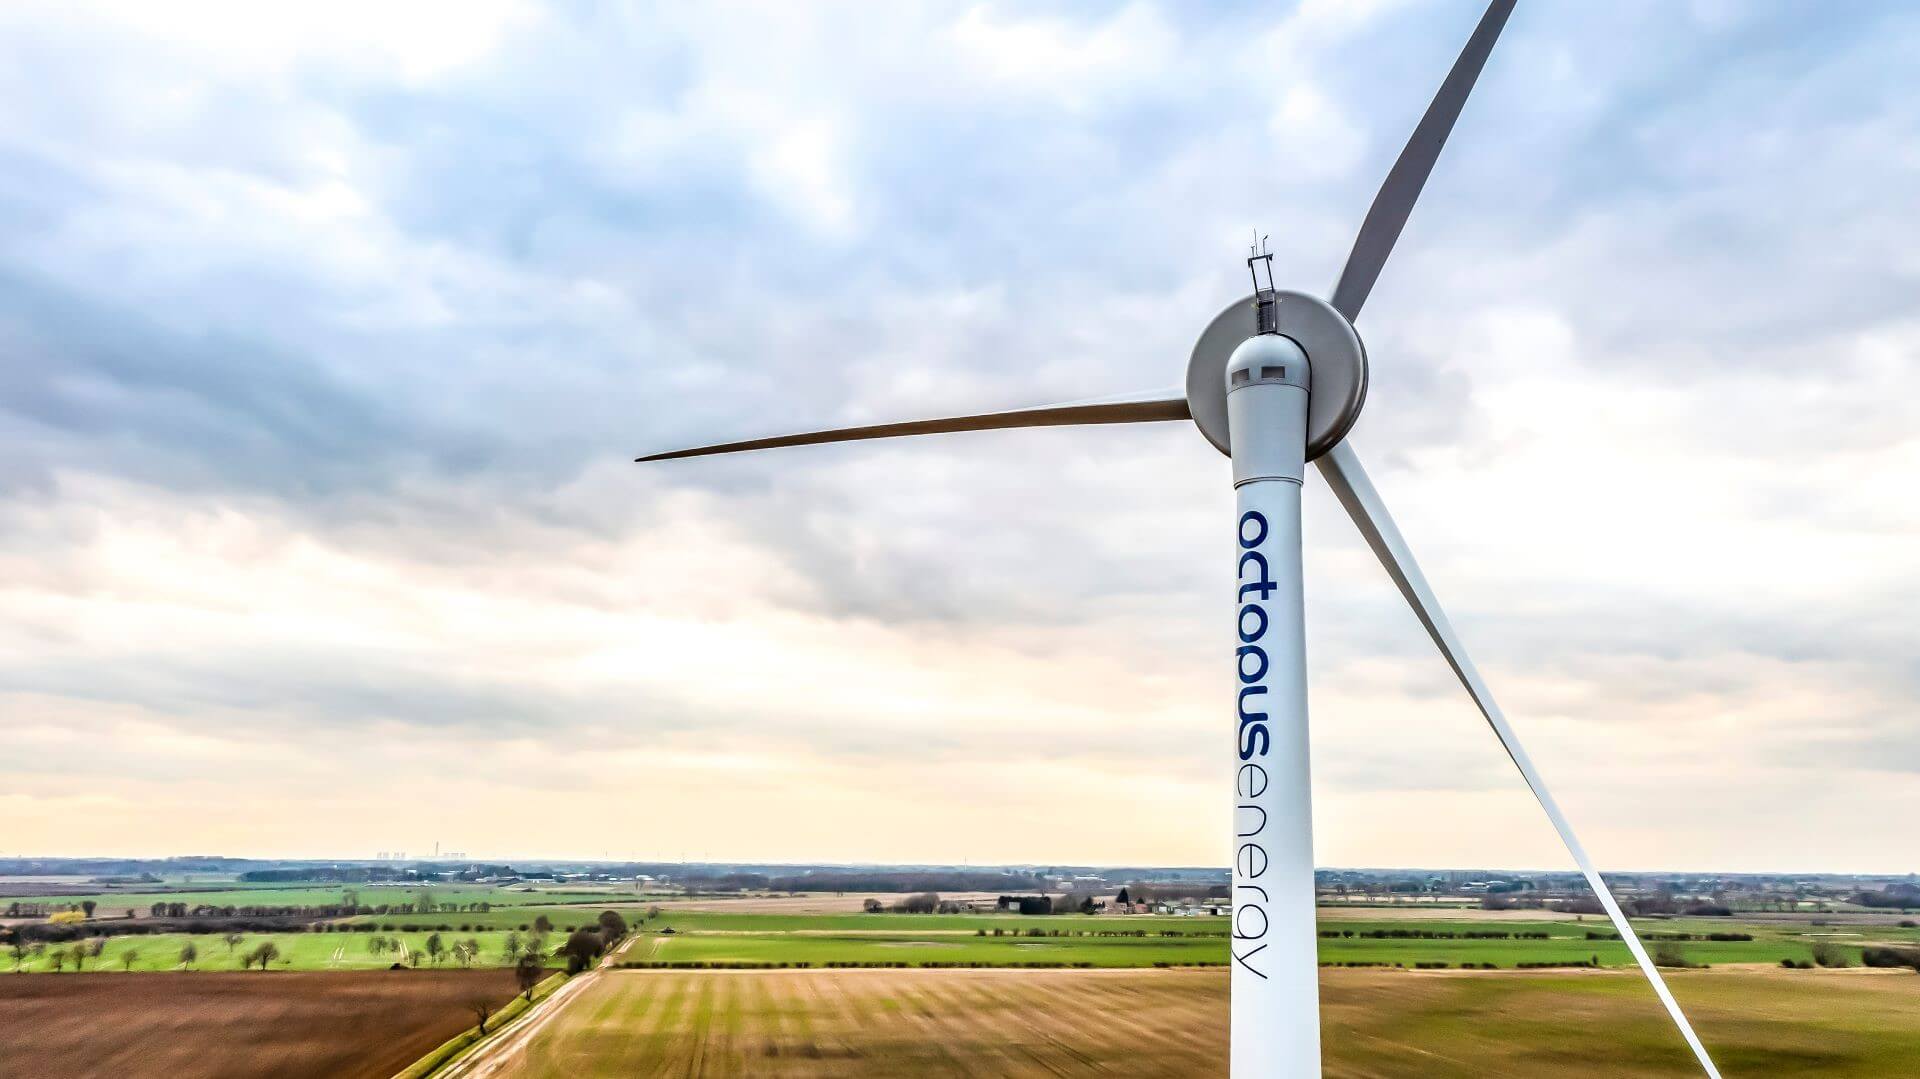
(0, 970, 519, 1079)
(438, 926, 646, 1078)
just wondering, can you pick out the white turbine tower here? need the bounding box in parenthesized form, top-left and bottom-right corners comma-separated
(640, 2, 1721, 1075)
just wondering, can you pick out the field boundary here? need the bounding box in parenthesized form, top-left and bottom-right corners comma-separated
(395, 930, 644, 1079)
(391, 971, 568, 1079)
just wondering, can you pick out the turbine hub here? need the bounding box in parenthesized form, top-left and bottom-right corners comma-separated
(1187, 290, 1367, 460)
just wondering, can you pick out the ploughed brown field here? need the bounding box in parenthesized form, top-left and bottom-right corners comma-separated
(0, 970, 519, 1079)
(491, 967, 1920, 1078)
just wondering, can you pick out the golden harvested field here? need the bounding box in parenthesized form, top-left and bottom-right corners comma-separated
(0, 970, 521, 1079)
(491, 967, 1920, 1078)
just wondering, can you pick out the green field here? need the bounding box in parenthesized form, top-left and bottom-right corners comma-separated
(609, 912, 1920, 970)
(3, 930, 569, 974)
(342, 907, 1215, 934)
(628, 930, 1222, 968)
(2, 883, 651, 914)
(630, 911, 1221, 933)
(1314, 915, 1920, 968)
(16, 898, 1920, 975)
(341, 906, 652, 931)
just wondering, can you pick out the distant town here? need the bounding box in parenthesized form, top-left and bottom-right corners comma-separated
(4, 856, 1914, 918)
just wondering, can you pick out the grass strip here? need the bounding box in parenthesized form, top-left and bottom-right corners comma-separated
(392, 971, 570, 1079)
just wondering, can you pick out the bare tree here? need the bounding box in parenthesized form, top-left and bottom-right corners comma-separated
(425, 933, 445, 966)
(120, 947, 140, 971)
(179, 941, 198, 969)
(250, 942, 282, 970)
(8, 939, 27, 972)
(81, 900, 98, 919)
(222, 932, 245, 955)
(502, 931, 521, 962)
(48, 947, 67, 973)
(469, 996, 493, 1035)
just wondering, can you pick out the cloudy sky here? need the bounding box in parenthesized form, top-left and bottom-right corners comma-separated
(2, 1, 1916, 872)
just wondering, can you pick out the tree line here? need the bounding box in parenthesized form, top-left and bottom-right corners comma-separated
(1852, 884, 1920, 910)
(857, 893, 1104, 916)
(6, 908, 637, 980)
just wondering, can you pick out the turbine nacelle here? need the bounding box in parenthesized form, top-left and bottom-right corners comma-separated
(1224, 331, 1310, 395)
(1187, 290, 1366, 461)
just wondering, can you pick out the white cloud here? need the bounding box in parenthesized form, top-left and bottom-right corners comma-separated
(2, 0, 539, 83)
(947, 3, 1175, 105)
(0, 2, 1916, 871)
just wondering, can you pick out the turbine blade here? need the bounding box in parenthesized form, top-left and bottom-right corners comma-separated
(1328, 0, 1516, 321)
(637, 387, 1189, 462)
(1316, 440, 1723, 1079)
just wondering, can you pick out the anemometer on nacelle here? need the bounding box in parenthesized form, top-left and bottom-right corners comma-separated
(1230, 240, 1310, 393)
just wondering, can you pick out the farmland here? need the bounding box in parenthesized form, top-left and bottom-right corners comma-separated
(485, 966, 1920, 1078)
(2, 883, 647, 918)
(600, 910, 1920, 971)
(5, 929, 568, 973)
(15, 903, 1920, 973)
(0, 970, 523, 1079)
(7, 887, 1920, 1077)
(626, 927, 1219, 968)
(340, 905, 649, 932)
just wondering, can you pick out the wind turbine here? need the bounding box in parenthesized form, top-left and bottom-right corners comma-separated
(639, 2, 1721, 1075)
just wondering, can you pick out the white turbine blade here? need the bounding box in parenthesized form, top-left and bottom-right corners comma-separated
(1316, 439, 1723, 1079)
(1329, 0, 1516, 322)
(637, 386, 1188, 462)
